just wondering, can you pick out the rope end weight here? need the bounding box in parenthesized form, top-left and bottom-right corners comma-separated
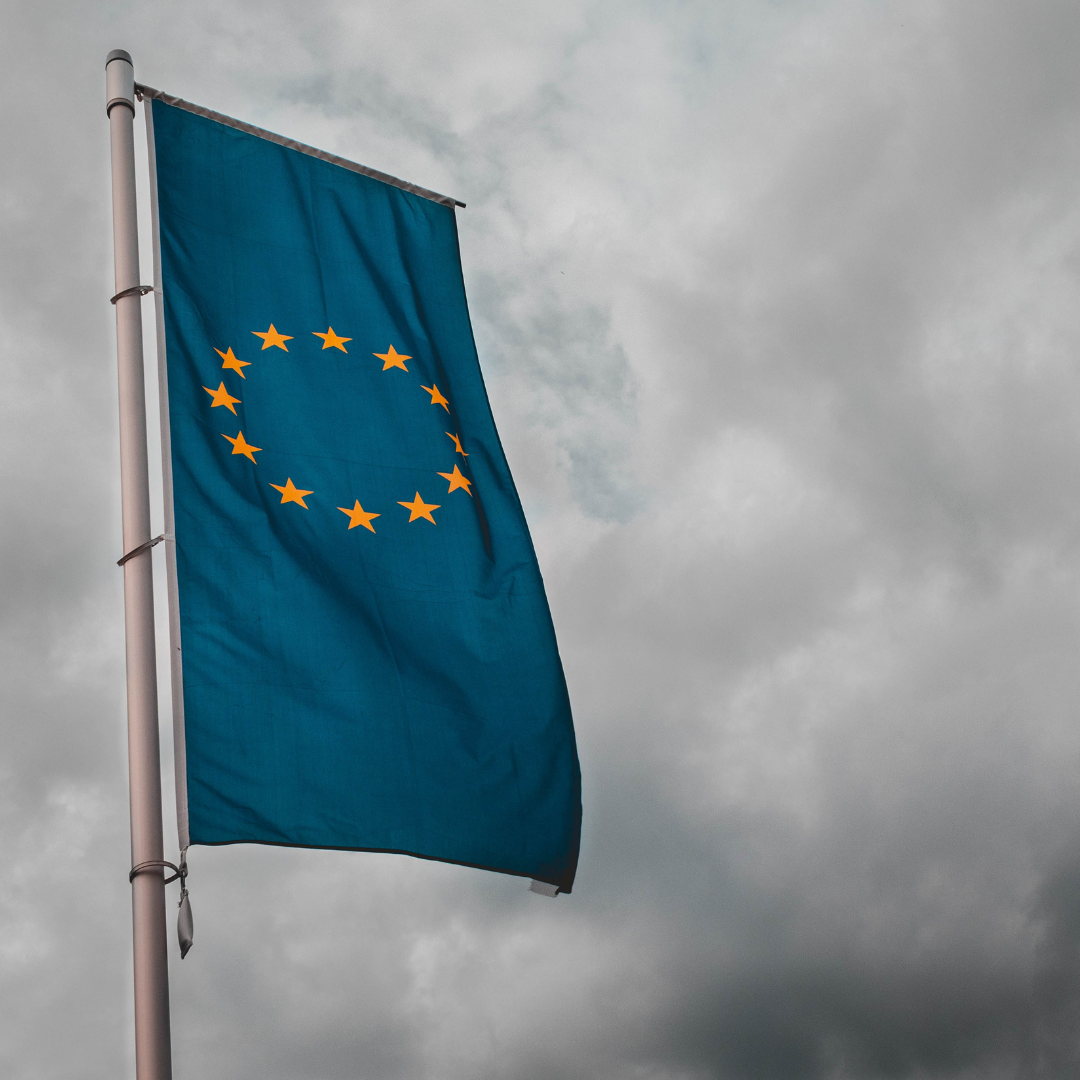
(178, 889, 193, 959)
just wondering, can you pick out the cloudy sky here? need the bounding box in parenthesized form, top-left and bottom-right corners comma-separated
(5, 1, 1080, 1077)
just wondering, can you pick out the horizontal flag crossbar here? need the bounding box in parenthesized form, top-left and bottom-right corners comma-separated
(135, 84, 466, 209)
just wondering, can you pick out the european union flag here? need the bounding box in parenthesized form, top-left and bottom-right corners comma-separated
(144, 89, 581, 892)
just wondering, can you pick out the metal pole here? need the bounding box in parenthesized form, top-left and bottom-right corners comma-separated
(106, 49, 173, 1080)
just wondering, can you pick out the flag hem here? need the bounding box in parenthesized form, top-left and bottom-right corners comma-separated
(135, 83, 465, 210)
(187, 837, 575, 894)
(144, 95, 190, 851)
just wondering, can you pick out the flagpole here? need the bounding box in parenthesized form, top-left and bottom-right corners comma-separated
(106, 49, 173, 1080)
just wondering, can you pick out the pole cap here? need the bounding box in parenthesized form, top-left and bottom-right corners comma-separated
(105, 50, 135, 116)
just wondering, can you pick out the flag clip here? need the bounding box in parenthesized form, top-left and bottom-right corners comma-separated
(110, 284, 154, 304)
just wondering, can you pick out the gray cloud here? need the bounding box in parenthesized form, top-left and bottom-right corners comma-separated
(4, 1, 1080, 1077)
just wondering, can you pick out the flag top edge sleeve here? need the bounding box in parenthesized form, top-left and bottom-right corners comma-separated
(135, 83, 466, 210)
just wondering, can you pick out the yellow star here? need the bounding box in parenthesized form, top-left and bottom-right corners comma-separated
(437, 464, 473, 496)
(422, 384, 450, 412)
(252, 324, 293, 351)
(398, 491, 440, 524)
(203, 382, 241, 414)
(445, 431, 469, 456)
(269, 478, 313, 508)
(338, 500, 380, 533)
(374, 345, 411, 371)
(215, 346, 251, 378)
(222, 430, 261, 463)
(313, 327, 351, 352)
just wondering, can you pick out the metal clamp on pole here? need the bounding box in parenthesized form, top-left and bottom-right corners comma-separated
(118, 533, 166, 567)
(112, 284, 154, 304)
(130, 860, 183, 885)
(129, 855, 194, 961)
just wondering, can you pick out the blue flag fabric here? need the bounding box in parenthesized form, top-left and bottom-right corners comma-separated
(148, 95, 580, 892)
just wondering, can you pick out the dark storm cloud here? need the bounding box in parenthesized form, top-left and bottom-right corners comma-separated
(4, 2, 1080, 1078)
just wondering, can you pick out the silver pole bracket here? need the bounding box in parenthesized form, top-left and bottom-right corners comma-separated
(130, 859, 184, 885)
(130, 854, 194, 958)
(111, 284, 154, 304)
(117, 533, 167, 567)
